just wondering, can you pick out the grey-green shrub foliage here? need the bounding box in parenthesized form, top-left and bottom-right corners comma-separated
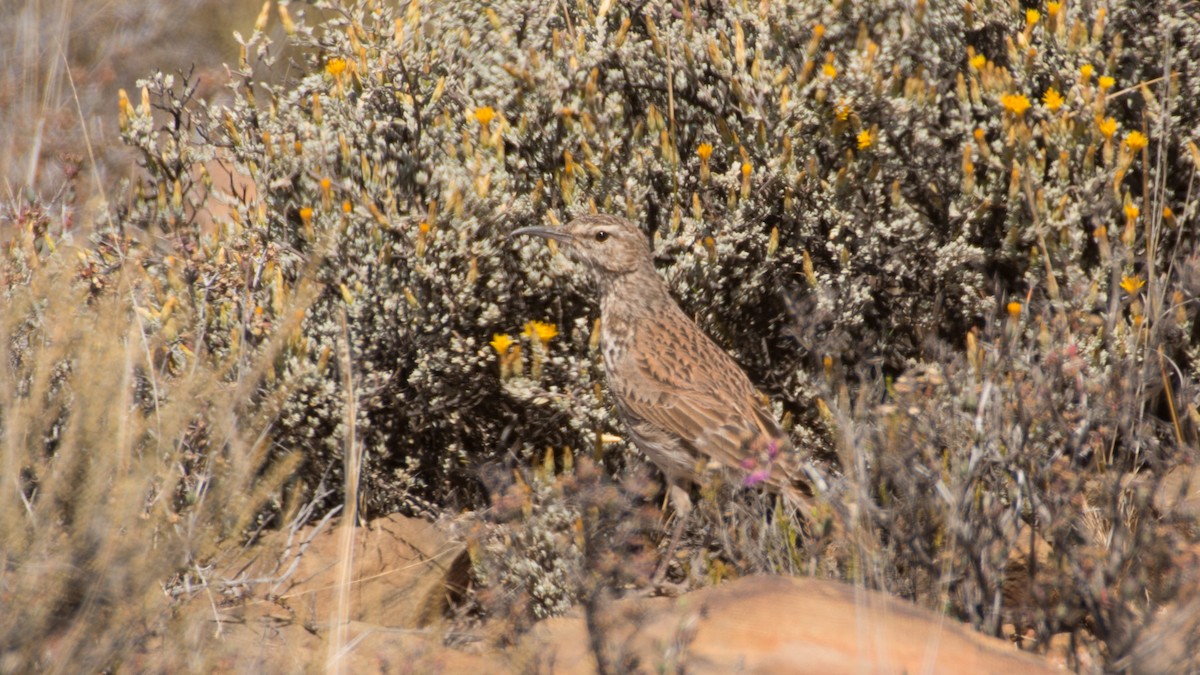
(107, 0, 1199, 520)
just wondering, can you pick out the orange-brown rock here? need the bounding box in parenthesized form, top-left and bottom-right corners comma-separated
(147, 517, 1061, 673)
(525, 575, 1059, 674)
(221, 513, 469, 629)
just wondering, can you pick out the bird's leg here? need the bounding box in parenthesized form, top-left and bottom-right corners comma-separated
(650, 482, 693, 591)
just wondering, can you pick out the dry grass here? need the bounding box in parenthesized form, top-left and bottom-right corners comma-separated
(0, 3, 302, 670)
(0, 255, 305, 671)
(1, 0, 258, 205)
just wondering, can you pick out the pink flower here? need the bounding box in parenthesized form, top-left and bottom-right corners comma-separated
(743, 469, 770, 487)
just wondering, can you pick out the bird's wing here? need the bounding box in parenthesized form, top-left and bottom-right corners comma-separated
(611, 371, 741, 466)
(614, 344, 788, 475)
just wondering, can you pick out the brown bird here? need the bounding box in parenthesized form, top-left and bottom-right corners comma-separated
(512, 215, 809, 541)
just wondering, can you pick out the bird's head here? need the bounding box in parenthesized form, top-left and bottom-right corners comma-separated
(511, 214, 654, 280)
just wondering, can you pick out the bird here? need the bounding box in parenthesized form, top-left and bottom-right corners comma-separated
(512, 215, 810, 572)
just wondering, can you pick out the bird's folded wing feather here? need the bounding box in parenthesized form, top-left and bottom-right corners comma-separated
(613, 378, 744, 468)
(613, 347, 779, 471)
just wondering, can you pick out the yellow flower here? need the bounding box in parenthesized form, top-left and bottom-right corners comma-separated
(813, 24, 826, 39)
(1042, 87, 1064, 111)
(474, 106, 497, 126)
(697, 143, 714, 160)
(1098, 75, 1115, 91)
(857, 129, 874, 149)
(1007, 301, 1022, 318)
(299, 206, 313, 224)
(1026, 9, 1040, 26)
(1124, 203, 1140, 221)
(969, 54, 987, 70)
(524, 320, 558, 343)
(834, 99, 853, 121)
(490, 333, 514, 354)
(325, 58, 347, 77)
(1080, 64, 1095, 81)
(1125, 131, 1148, 152)
(1097, 117, 1118, 139)
(1047, 2, 1062, 18)
(1120, 275, 1145, 294)
(822, 63, 837, 79)
(1001, 93, 1031, 116)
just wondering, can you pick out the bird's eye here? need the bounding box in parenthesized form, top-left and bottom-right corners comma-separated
(594, 231, 609, 242)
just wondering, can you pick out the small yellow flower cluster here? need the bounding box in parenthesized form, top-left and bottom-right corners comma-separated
(1125, 131, 1148, 152)
(490, 334, 514, 354)
(1042, 87, 1064, 112)
(474, 106, 497, 127)
(490, 321, 561, 380)
(325, 58, 350, 98)
(320, 177, 333, 211)
(1020, 9, 1040, 44)
(1000, 93, 1031, 117)
(524, 320, 558, 344)
(491, 332, 521, 380)
(325, 58, 347, 77)
(1124, 203, 1140, 223)
(1119, 275, 1145, 295)
(300, 206, 315, 241)
(474, 106, 501, 149)
(493, 323, 557, 381)
(697, 143, 714, 181)
(416, 222, 431, 257)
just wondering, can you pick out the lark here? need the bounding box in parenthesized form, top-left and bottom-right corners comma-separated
(512, 215, 810, 535)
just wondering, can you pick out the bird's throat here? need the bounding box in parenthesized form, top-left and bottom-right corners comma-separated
(598, 268, 676, 322)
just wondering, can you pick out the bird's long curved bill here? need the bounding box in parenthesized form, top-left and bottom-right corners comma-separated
(509, 226, 572, 243)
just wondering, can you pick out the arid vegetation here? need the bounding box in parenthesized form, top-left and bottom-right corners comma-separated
(3, 0, 1200, 672)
